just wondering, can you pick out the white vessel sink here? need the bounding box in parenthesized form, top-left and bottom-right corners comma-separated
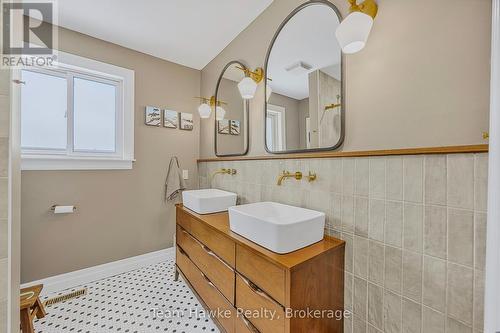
(228, 202, 325, 254)
(182, 189, 237, 214)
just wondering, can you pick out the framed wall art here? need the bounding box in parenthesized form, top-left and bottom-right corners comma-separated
(163, 110, 178, 128)
(230, 120, 241, 135)
(218, 119, 230, 134)
(179, 112, 193, 131)
(145, 106, 161, 126)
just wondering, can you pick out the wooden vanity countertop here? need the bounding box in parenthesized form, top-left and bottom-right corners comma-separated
(176, 204, 345, 271)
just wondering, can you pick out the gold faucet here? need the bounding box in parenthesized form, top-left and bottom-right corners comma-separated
(212, 168, 236, 179)
(277, 171, 302, 186)
(306, 171, 317, 182)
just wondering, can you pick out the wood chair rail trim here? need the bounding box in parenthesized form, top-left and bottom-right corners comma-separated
(197, 144, 488, 162)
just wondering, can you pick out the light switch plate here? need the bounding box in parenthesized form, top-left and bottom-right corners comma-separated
(182, 169, 189, 180)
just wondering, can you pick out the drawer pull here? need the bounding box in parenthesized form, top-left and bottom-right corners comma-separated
(202, 244, 234, 271)
(241, 316, 261, 333)
(201, 272, 216, 289)
(181, 228, 233, 271)
(178, 246, 190, 259)
(239, 274, 283, 309)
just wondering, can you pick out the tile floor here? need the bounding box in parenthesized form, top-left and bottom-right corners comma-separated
(34, 258, 220, 333)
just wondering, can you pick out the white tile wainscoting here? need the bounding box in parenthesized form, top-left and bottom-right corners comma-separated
(198, 153, 488, 333)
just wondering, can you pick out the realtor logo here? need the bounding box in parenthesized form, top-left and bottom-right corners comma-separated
(1, 1, 58, 68)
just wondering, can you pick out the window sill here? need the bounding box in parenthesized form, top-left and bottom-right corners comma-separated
(21, 155, 135, 171)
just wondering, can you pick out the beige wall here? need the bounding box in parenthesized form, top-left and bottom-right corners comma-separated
(21, 27, 201, 282)
(200, 0, 491, 158)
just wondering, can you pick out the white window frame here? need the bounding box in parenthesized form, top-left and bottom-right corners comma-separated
(267, 104, 286, 151)
(16, 50, 135, 170)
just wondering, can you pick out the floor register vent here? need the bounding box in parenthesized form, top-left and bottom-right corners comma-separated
(44, 288, 87, 306)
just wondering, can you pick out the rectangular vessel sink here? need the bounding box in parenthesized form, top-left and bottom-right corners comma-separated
(228, 202, 325, 254)
(182, 189, 237, 214)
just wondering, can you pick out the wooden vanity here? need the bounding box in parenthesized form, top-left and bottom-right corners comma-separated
(175, 204, 345, 333)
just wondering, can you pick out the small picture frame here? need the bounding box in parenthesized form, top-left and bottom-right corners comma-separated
(179, 112, 194, 131)
(230, 120, 241, 135)
(163, 110, 178, 128)
(218, 119, 230, 135)
(145, 106, 161, 126)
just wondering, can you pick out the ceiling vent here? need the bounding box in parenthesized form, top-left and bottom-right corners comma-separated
(285, 61, 312, 76)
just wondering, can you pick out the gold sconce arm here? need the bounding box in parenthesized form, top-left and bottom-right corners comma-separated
(320, 95, 342, 124)
(236, 66, 265, 84)
(324, 103, 341, 111)
(194, 96, 227, 107)
(348, 0, 378, 19)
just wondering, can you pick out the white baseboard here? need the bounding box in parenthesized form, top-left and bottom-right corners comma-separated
(21, 247, 175, 295)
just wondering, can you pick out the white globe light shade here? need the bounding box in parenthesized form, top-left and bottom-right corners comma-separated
(335, 11, 374, 54)
(197, 103, 211, 119)
(266, 84, 273, 102)
(216, 106, 226, 121)
(238, 77, 258, 99)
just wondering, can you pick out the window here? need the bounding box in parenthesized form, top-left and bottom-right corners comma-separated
(266, 104, 286, 151)
(18, 51, 134, 170)
(21, 70, 68, 151)
(73, 77, 117, 153)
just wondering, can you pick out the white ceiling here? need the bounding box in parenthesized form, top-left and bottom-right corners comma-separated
(267, 4, 341, 100)
(54, 0, 274, 70)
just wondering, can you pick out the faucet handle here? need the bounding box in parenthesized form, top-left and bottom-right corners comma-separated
(307, 171, 317, 182)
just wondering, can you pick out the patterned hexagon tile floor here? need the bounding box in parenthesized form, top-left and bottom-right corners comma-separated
(34, 259, 220, 333)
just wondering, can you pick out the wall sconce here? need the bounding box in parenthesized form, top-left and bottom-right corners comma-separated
(335, 0, 378, 54)
(195, 96, 227, 120)
(215, 106, 226, 121)
(236, 66, 264, 99)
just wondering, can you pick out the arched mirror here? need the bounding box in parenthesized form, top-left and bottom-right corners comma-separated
(265, 0, 344, 154)
(215, 61, 250, 156)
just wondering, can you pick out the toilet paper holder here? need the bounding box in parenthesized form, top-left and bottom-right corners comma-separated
(50, 205, 77, 213)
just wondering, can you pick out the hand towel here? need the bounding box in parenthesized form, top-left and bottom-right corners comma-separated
(165, 156, 186, 202)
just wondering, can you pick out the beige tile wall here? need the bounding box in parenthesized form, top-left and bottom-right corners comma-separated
(198, 153, 488, 333)
(0, 69, 9, 333)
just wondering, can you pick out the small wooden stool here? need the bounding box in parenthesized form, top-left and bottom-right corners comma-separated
(20, 284, 46, 333)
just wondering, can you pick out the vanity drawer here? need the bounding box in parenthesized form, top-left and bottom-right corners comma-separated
(176, 225, 235, 303)
(235, 315, 261, 333)
(235, 274, 285, 333)
(176, 246, 235, 333)
(236, 245, 285, 305)
(177, 209, 235, 267)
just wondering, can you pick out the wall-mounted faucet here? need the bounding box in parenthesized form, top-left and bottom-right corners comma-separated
(277, 171, 302, 186)
(211, 168, 237, 180)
